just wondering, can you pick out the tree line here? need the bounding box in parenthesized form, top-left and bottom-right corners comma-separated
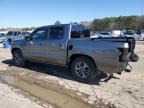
(90, 15, 144, 32)
(1, 15, 144, 32)
(54, 15, 144, 32)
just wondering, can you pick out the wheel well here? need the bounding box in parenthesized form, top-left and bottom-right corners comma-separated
(68, 54, 96, 69)
(11, 48, 21, 54)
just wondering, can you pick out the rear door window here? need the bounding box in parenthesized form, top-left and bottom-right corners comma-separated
(13, 32, 18, 36)
(49, 27, 64, 40)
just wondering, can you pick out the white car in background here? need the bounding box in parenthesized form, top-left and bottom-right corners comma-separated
(96, 32, 112, 38)
(0, 33, 6, 43)
(112, 30, 121, 37)
(121, 30, 141, 40)
(139, 32, 144, 40)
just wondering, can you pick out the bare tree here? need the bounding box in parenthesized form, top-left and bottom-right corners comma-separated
(54, 21, 61, 25)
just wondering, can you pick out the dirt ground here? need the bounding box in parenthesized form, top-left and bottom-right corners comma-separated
(0, 42, 144, 108)
(0, 82, 53, 108)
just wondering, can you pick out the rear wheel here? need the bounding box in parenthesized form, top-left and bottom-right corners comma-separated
(12, 49, 25, 66)
(71, 56, 99, 83)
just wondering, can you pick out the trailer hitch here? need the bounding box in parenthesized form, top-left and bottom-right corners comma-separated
(125, 63, 132, 72)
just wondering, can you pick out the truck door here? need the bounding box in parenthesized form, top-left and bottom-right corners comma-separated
(43, 26, 68, 65)
(24, 27, 49, 62)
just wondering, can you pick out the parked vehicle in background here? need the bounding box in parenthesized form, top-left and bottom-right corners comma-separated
(121, 30, 141, 40)
(141, 32, 144, 40)
(91, 31, 120, 38)
(90, 32, 99, 38)
(0, 33, 6, 43)
(22, 32, 30, 36)
(11, 24, 136, 82)
(136, 32, 144, 41)
(6, 31, 30, 43)
(112, 30, 121, 37)
(96, 32, 112, 38)
(0, 33, 6, 36)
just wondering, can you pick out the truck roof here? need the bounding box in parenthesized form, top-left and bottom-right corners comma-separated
(37, 24, 82, 29)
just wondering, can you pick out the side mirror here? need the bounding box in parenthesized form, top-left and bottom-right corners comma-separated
(25, 35, 32, 41)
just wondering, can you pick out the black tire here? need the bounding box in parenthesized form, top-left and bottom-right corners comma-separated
(71, 56, 99, 83)
(12, 49, 25, 67)
(130, 54, 139, 62)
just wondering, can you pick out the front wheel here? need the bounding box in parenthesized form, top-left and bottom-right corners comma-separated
(71, 57, 99, 83)
(12, 49, 25, 66)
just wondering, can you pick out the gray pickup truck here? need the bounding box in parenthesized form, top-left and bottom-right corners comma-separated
(11, 24, 136, 82)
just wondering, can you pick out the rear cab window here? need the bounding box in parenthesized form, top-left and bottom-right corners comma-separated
(71, 25, 90, 38)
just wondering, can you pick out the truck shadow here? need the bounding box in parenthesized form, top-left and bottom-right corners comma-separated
(2, 59, 119, 85)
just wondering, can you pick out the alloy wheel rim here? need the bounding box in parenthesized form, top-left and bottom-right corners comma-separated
(75, 62, 90, 78)
(13, 52, 22, 64)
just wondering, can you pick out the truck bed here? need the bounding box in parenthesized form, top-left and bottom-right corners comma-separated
(91, 37, 137, 62)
